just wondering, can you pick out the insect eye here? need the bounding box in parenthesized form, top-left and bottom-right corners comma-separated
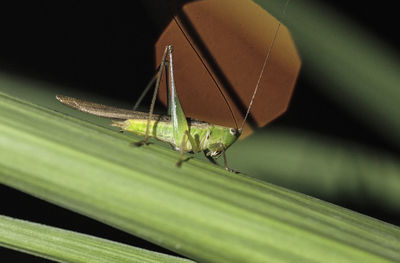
(229, 128, 237, 135)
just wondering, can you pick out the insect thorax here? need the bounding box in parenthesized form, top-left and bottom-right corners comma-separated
(202, 126, 241, 157)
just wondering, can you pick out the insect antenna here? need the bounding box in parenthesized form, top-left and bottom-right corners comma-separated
(240, 0, 291, 131)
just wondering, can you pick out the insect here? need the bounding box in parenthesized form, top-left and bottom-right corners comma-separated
(56, 1, 295, 172)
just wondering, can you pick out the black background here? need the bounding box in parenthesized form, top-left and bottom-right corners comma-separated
(0, 1, 398, 261)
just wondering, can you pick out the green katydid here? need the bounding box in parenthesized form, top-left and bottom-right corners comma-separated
(56, 9, 285, 172)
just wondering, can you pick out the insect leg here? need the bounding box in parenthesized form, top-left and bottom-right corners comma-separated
(204, 152, 218, 165)
(134, 46, 170, 146)
(222, 147, 239, 174)
(132, 68, 159, 111)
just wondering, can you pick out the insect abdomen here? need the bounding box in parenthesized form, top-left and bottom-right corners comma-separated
(112, 119, 175, 145)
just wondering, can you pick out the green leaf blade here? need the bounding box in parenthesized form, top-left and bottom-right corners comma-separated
(0, 215, 192, 263)
(1, 92, 400, 262)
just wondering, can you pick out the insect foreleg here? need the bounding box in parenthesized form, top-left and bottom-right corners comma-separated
(202, 143, 238, 173)
(222, 149, 239, 174)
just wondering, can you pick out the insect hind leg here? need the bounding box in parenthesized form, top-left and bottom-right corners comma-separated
(134, 45, 170, 146)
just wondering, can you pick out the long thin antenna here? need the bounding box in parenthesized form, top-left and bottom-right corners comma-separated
(240, 0, 291, 130)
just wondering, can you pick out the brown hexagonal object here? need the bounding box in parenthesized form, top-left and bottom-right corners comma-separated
(155, 0, 300, 137)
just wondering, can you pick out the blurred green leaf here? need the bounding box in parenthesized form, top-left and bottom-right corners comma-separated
(0, 215, 193, 263)
(256, 0, 400, 146)
(229, 128, 400, 212)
